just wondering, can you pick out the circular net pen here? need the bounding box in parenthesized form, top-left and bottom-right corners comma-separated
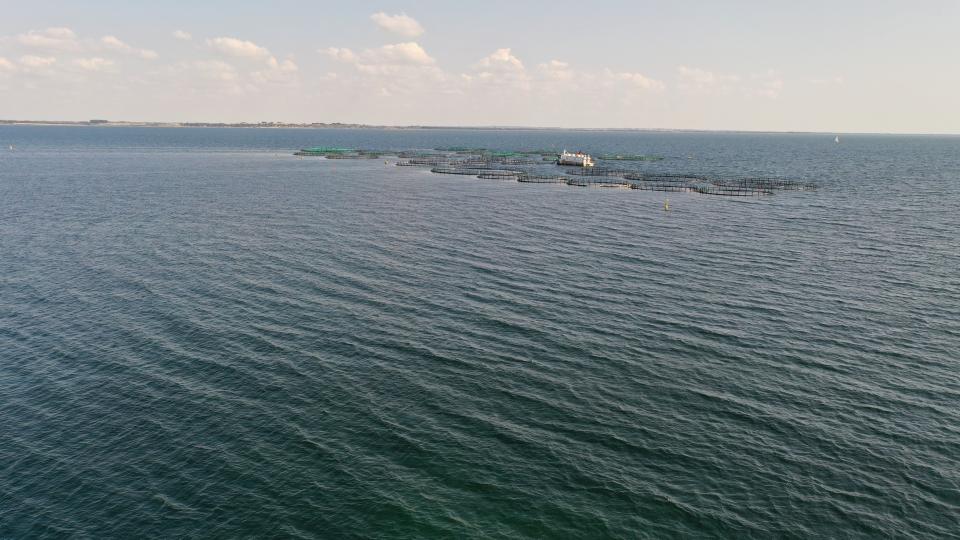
(565, 167, 632, 178)
(693, 185, 774, 197)
(517, 174, 568, 184)
(564, 176, 631, 187)
(397, 151, 448, 159)
(458, 158, 497, 167)
(430, 166, 493, 175)
(630, 182, 697, 193)
(487, 157, 543, 166)
(401, 158, 463, 167)
(476, 170, 524, 180)
(625, 173, 711, 183)
(710, 177, 818, 191)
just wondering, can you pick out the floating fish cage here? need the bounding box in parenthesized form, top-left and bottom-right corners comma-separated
(401, 158, 459, 166)
(487, 157, 542, 166)
(711, 177, 817, 191)
(516, 174, 567, 183)
(564, 179, 629, 188)
(429, 166, 502, 175)
(630, 182, 697, 193)
(626, 173, 711, 184)
(693, 185, 774, 197)
(430, 166, 482, 175)
(565, 167, 631, 178)
(477, 170, 524, 180)
(295, 147, 388, 159)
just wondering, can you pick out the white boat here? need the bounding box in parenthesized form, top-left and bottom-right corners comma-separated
(835, 135, 840, 143)
(557, 150, 595, 167)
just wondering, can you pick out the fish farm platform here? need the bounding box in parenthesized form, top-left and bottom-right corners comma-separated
(293, 146, 817, 197)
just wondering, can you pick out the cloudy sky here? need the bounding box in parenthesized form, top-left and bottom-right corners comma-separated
(2, 0, 958, 133)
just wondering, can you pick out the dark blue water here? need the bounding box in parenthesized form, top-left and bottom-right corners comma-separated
(2, 126, 959, 538)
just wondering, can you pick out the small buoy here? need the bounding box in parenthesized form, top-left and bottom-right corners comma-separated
(664, 199, 670, 211)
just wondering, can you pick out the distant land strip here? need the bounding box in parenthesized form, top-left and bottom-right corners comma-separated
(0, 119, 690, 131)
(0, 119, 384, 129)
(1, 120, 949, 135)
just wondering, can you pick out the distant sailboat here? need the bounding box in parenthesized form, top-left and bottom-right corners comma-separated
(7, 145, 12, 150)
(834, 135, 840, 143)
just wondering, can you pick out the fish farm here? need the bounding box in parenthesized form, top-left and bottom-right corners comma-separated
(293, 147, 818, 197)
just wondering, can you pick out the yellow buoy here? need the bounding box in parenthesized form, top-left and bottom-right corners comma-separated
(664, 199, 670, 211)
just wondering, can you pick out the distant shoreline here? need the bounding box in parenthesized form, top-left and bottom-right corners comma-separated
(0, 120, 953, 136)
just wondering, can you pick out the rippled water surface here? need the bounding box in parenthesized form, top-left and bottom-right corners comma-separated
(1, 126, 959, 538)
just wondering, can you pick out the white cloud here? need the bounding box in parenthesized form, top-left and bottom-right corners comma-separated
(324, 42, 435, 73)
(323, 47, 357, 63)
(676, 65, 782, 98)
(749, 70, 784, 98)
(165, 60, 247, 95)
(207, 37, 271, 60)
(254, 56, 299, 84)
(322, 41, 445, 98)
(266, 56, 298, 72)
(368, 42, 434, 65)
(17, 27, 78, 50)
(538, 60, 574, 81)
(101, 35, 125, 48)
(20, 55, 57, 68)
(608, 70, 666, 91)
(476, 48, 524, 71)
(370, 12, 424, 38)
(677, 65, 740, 90)
(74, 57, 114, 71)
(206, 37, 296, 84)
(465, 48, 532, 93)
(172, 30, 192, 41)
(192, 60, 239, 82)
(101, 35, 158, 59)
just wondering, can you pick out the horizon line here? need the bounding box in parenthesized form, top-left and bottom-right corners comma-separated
(1, 119, 957, 137)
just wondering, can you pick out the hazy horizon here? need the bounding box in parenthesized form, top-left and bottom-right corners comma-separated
(2, 1, 959, 134)
(5, 121, 960, 137)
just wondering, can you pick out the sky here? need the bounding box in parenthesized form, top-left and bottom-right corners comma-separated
(1, 0, 958, 133)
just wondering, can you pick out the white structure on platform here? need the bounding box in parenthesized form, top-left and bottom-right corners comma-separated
(557, 150, 595, 167)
